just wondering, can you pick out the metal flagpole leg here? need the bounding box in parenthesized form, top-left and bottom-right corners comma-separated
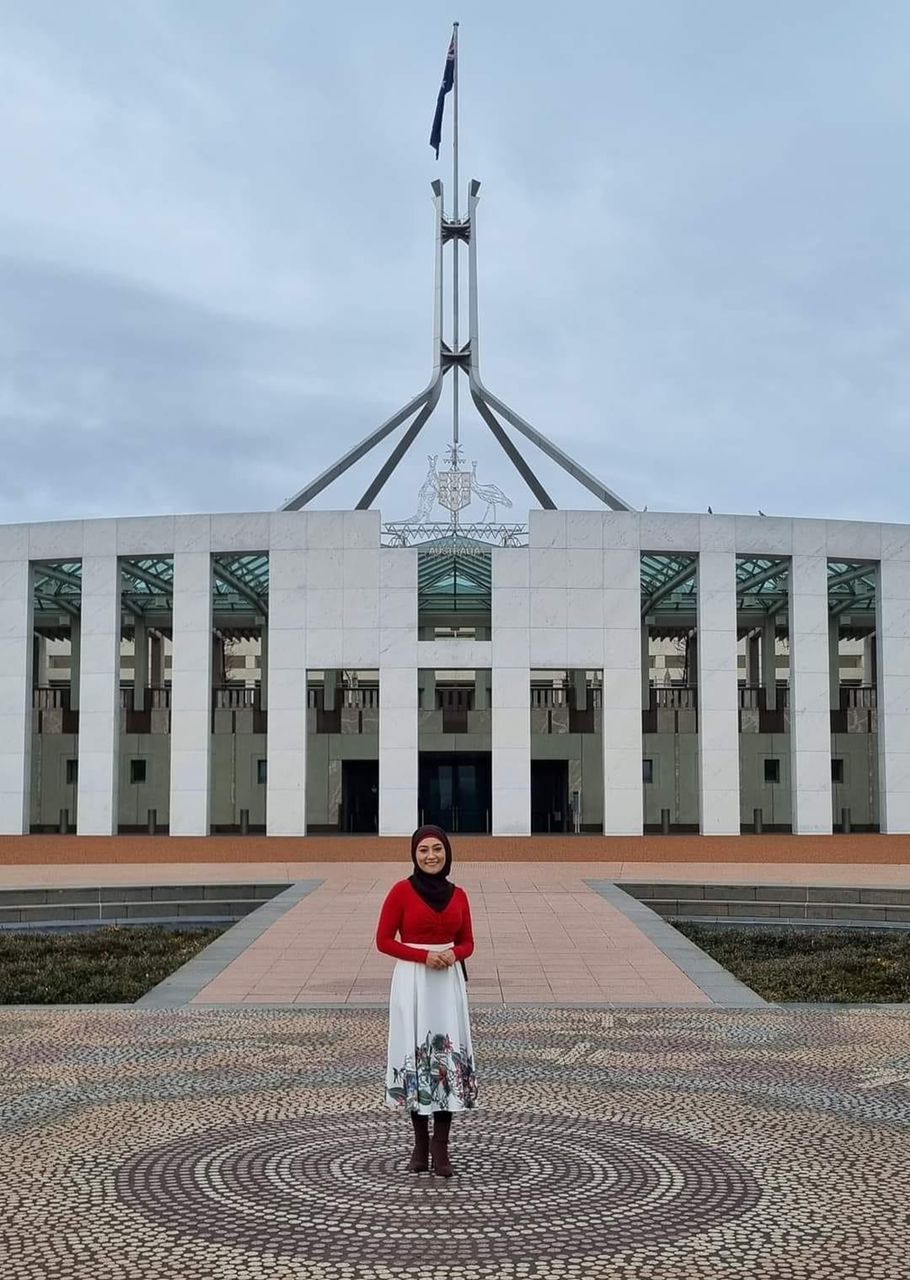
(356, 377, 445, 509)
(464, 178, 633, 513)
(452, 21, 460, 452)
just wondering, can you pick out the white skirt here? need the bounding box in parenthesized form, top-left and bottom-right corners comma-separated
(384, 942, 478, 1115)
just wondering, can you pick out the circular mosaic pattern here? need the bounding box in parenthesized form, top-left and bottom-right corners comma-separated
(115, 1111, 762, 1263)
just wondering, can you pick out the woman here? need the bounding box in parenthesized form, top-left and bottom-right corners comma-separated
(375, 824, 477, 1177)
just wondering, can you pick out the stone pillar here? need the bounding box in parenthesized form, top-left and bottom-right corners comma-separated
(420, 668, 437, 711)
(603, 547, 642, 835)
(76, 554, 121, 835)
(266, 549, 307, 835)
(0, 537, 33, 835)
(572, 667, 587, 712)
(696, 551, 740, 834)
(761, 616, 777, 711)
(211, 634, 225, 687)
(169, 550, 213, 835)
(378, 548, 417, 834)
(258, 623, 268, 710)
(877, 558, 910, 833)
(863, 634, 876, 689)
(491, 546, 530, 835)
(323, 668, 337, 712)
(69, 616, 81, 710)
(150, 633, 164, 688)
(35, 635, 49, 687)
(746, 633, 760, 686)
(475, 670, 491, 710)
(133, 616, 148, 712)
(829, 617, 841, 708)
(687, 633, 698, 687)
(789, 555, 832, 834)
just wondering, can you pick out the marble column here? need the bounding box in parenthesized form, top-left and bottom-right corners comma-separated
(863, 635, 876, 689)
(379, 548, 418, 835)
(76, 555, 121, 835)
(69, 616, 81, 710)
(746, 633, 760, 686)
(877, 558, 910, 833)
(323, 669, 337, 712)
(491, 547, 530, 835)
(133, 616, 148, 712)
(762, 616, 777, 711)
(603, 548, 642, 835)
(829, 617, 841, 708)
(789, 555, 832, 834)
(696, 551, 740, 834)
(150, 633, 164, 688)
(258, 622, 268, 710)
(35, 635, 49, 686)
(169, 551, 213, 835)
(266, 549, 307, 835)
(0, 537, 33, 834)
(572, 667, 587, 712)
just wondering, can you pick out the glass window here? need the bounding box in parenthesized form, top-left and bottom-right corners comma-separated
(130, 759, 147, 784)
(764, 758, 780, 784)
(65, 759, 78, 785)
(642, 759, 654, 784)
(257, 759, 267, 785)
(831, 758, 844, 783)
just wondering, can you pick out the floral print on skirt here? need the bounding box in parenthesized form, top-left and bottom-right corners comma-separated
(384, 943, 478, 1115)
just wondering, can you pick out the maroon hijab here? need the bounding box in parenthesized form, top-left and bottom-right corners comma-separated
(408, 824, 456, 912)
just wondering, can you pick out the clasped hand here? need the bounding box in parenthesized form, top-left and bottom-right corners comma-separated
(425, 949, 456, 970)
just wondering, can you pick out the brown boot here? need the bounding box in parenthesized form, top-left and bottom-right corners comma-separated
(408, 1113, 430, 1172)
(430, 1111, 454, 1178)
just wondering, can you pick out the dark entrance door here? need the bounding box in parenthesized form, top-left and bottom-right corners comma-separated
(531, 760, 569, 833)
(341, 760, 379, 832)
(419, 753, 491, 833)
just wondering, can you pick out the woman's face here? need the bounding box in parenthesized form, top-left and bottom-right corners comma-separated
(415, 837, 446, 874)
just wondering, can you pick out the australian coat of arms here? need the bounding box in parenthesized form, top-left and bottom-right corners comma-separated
(404, 447, 513, 523)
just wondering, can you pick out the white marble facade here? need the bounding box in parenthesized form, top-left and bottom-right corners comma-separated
(3, 508, 909, 836)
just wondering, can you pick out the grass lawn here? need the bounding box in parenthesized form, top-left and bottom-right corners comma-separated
(0, 925, 225, 1004)
(674, 923, 910, 1003)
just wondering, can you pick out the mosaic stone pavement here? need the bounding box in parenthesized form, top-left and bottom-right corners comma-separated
(0, 1006, 908, 1278)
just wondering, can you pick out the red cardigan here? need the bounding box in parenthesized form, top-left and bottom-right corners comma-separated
(375, 879, 475, 965)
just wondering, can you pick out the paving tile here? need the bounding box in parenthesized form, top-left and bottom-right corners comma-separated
(3, 1002, 904, 1276)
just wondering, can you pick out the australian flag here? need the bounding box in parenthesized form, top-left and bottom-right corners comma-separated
(430, 34, 456, 158)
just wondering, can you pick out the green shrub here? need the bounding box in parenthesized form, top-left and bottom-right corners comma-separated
(0, 925, 224, 1004)
(675, 923, 910, 1002)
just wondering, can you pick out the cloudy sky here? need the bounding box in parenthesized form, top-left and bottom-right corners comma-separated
(2, 1, 909, 527)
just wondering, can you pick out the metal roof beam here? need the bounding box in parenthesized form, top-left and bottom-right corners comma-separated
(32, 564, 82, 596)
(213, 560, 268, 616)
(642, 560, 697, 615)
(122, 562, 174, 601)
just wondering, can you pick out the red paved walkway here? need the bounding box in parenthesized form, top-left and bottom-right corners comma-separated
(189, 866, 706, 1006)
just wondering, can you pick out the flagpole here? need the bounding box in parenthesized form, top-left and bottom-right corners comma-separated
(451, 20, 460, 459)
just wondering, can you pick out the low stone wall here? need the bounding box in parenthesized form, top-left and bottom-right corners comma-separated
(0, 883, 288, 930)
(1, 832, 909, 865)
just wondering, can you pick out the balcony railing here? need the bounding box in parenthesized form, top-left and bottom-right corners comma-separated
(653, 686, 698, 711)
(343, 688, 380, 709)
(33, 687, 70, 710)
(531, 687, 567, 708)
(738, 685, 790, 711)
(437, 688, 475, 711)
(841, 685, 876, 710)
(307, 687, 379, 711)
(213, 685, 259, 711)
